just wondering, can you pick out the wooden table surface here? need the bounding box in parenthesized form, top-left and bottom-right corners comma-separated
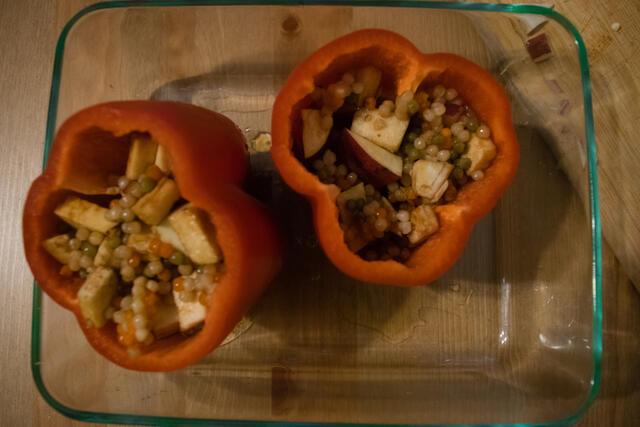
(1, 0, 638, 425)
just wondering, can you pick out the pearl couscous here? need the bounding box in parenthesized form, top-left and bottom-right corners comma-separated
(43, 134, 223, 357)
(300, 67, 497, 261)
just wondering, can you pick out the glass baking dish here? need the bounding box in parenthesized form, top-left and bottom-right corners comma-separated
(31, 1, 602, 426)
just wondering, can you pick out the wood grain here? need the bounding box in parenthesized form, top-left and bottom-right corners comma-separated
(0, 0, 638, 426)
(491, 0, 640, 293)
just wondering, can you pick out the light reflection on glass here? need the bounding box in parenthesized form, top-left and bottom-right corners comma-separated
(499, 277, 510, 346)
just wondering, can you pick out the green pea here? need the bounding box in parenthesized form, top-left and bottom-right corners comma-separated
(453, 142, 466, 154)
(345, 93, 359, 106)
(403, 143, 414, 156)
(401, 173, 412, 187)
(423, 132, 434, 144)
(407, 100, 420, 115)
(450, 150, 460, 161)
(432, 134, 444, 146)
(138, 175, 157, 193)
(105, 232, 121, 249)
(169, 250, 186, 266)
(466, 117, 479, 132)
(356, 198, 366, 210)
(322, 175, 335, 184)
(453, 167, 465, 181)
(81, 241, 98, 258)
(457, 157, 472, 171)
(405, 131, 419, 144)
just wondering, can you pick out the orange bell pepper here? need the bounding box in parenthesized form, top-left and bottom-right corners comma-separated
(271, 29, 518, 286)
(24, 101, 283, 371)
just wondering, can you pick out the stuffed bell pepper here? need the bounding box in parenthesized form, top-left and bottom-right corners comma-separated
(272, 29, 518, 286)
(24, 101, 282, 371)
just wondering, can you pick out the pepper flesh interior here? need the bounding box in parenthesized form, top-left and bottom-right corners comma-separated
(43, 132, 224, 357)
(301, 69, 497, 262)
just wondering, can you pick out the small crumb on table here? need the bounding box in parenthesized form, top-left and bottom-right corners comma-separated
(526, 33, 553, 63)
(252, 133, 272, 152)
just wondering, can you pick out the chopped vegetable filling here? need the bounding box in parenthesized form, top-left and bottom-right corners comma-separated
(301, 69, 497, 261)
(42, 135, 224, 355)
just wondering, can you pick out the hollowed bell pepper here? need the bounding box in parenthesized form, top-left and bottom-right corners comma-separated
(271, 29, 518, 286)
(24, 101, 283, 371)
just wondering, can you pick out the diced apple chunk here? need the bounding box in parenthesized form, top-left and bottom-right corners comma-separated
(351, 108, 409, 153)
(408, 205, 439, 245)
(302, 109, 331, 158)
(154, 144, 171, 173)
(42, 234, 72, 264)
(343, 130, 402, 187)
(336, 183, 365, 210)
(336, 182, 366, 223)
(336, 184, 375, 251)
(380, 197, 397, 218)
(126, 135, 158, 180)
(151, 300, 180, 338)
(131, 178, 180, 225)
(411, 159, 454, 203)
(77, 267, 117, 328)
(169, 204, 221, 264)
(126, 232, 155, 254)
(348, 231, 374, 252)
(94, 240, 114, 267)
(152, 219, 187, 254)
(54, 197, 117, 234)
(173, 291, 206, 332)
(466, 134, 497, 175)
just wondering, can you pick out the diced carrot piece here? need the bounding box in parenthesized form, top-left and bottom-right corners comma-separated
(127, 253, 141, 268)
(198, 291, 208, 306)
(59, 265, 73, 277)
(441, 128, 453, 149)
(159, 242, 174, 258)
(149, 238, 162, 255)
(172, 277, 184, 292)
(158, 269, 171, 282)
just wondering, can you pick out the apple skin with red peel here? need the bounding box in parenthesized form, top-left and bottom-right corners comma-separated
(342, 129, 402, 188)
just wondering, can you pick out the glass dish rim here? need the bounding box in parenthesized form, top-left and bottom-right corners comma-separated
(30, 1, 603, 426)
